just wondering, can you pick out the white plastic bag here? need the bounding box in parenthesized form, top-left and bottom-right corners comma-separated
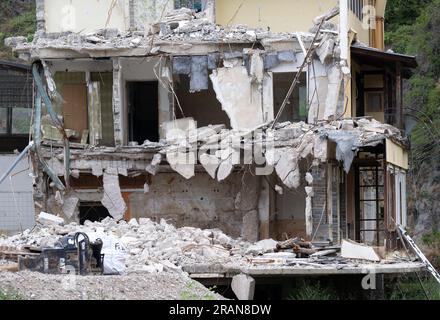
(87, 230, 128, 275)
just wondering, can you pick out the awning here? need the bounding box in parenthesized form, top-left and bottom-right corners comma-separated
(351, 45, 418, 77)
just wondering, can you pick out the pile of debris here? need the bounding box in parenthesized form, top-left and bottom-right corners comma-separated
(0, 212, 413, 277)
(6, 7, 317, 59)
(0, 215, 250, 274)
(161, 117, 406, 188)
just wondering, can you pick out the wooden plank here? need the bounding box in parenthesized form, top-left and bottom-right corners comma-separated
(0, 263, 19, 272)
(62, 84, 88, 141)
(395, 62, 403, 129)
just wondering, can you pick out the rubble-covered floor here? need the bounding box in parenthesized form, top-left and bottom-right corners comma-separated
(0, 216, 424, 298)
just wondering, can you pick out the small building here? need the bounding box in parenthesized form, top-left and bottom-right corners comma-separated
(0, 60, 35, 234)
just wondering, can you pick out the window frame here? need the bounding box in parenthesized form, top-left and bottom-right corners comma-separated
(0, 106, 32, 137)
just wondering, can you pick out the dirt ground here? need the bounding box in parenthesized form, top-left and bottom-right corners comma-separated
(0, 270, 224, 300)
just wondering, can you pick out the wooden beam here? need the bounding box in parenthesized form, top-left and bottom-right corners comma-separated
(396, 62, 403, 129)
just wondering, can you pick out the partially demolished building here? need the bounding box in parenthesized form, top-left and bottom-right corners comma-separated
(6, 0, 417, 254)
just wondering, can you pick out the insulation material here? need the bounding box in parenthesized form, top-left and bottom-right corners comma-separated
(277, 50, 296, 62)
(172, 56, 191, 75)
(207, 53, 220, 70)
(190, 56, 209, 92)
(101, 169, 127, 221)
(326, 131, 358, 173)
(263, 53, 280, 70)
(210, 66, 264, 130)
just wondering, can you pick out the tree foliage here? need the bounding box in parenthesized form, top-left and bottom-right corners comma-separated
(0, 0, 35, 59)
(386, 0, 440, 167)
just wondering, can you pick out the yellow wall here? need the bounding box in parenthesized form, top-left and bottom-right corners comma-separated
(215, 0, 338, 33)
(216, 0, 386, 48)
(44, 0, 129, 33)
(386, 139, 409, 170)
(349, 11, 370, 44)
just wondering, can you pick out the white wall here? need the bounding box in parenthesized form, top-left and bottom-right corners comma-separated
(0, 155, 35, 234)
(43, 0, 174, 34)
(44, 0, 130, 33)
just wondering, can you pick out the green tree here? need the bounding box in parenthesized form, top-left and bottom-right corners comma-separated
(386, 0, 440, 167)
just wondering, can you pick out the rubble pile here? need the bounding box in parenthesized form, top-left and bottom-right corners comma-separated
(161, 118, 406, 186)
(0, 216, 255, 274)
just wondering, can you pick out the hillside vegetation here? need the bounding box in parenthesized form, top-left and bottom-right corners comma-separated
(0, 0, 36, 60)
(386, 0, 440, 258)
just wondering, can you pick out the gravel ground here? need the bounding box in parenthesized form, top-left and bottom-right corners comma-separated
(0, 270, 224, 300)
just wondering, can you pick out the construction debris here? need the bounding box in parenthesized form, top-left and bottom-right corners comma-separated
(341, 240, 381, 262)
(37, 212, 65, 226)
(0, 216, 419, 279)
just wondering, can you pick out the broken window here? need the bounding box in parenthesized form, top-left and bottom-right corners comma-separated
(127, 81, 159, 144)
(0, 65, 32, 137)
(174, 74, 231, 128)
(0, 64, 32, 152)
(79, 202, 112, 225)
(273, 72, 307, 123)
(175, 0, 203, 12)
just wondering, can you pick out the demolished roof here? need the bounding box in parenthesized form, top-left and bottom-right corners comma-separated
(7, 8, 332, 60)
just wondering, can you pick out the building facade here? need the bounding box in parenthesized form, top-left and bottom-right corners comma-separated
(5, 0, 416, 251)
(0, 60, 35, 234)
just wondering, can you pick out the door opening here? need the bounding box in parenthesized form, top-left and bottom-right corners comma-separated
(127, 81, 159, 144)
(79, 202, 112, 225)
(354, 158, 385, 246)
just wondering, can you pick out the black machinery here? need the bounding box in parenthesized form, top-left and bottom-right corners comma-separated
(19, 232, 104, 275)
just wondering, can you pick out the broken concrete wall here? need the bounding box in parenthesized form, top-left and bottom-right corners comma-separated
(128, 172, 260, 241)
(210, 64, 264, 130)
(308, 59, 344, 123)
(46, 170, 261, 241)
(174, 74, 231, 128)
(131, 0, 174, 31)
